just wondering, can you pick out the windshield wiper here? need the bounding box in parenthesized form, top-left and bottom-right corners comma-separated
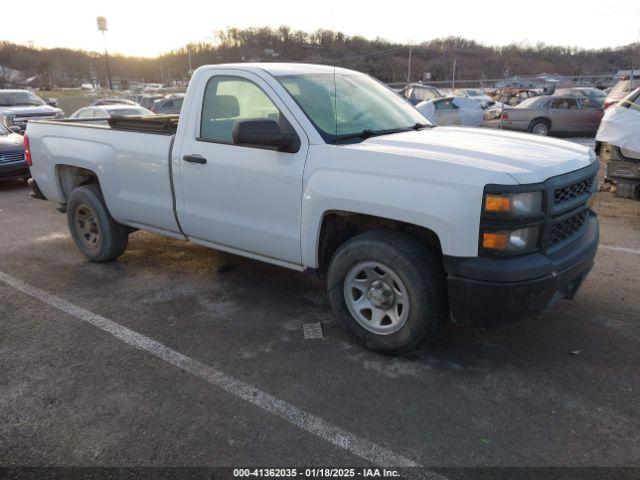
(412, 122, 432, 130)
(335, 127, 413, 143)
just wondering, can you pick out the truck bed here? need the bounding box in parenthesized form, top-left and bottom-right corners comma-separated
(32, 115, 180, 135)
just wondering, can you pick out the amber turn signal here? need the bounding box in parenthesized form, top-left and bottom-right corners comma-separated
(482, 232, 509, 251)
(484, 194, 511, 213)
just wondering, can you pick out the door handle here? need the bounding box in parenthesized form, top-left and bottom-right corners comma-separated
(183, 154, 207, 164)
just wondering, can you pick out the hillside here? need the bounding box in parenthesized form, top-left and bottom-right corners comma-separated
(1, 26, 638, 88)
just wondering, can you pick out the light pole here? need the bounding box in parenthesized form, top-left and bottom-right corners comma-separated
(96, 16, 113, 90)
(452, 53, 457, 89)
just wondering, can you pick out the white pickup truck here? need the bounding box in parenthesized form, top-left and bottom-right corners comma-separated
(25, 63, 599, 353)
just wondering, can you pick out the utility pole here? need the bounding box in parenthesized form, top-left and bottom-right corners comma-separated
(452, 54, 457, 89)
(96, 17, 113, 90)
(407, 46, 412, 84)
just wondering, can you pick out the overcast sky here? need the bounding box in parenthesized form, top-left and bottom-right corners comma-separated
(2, 0, 639, 57)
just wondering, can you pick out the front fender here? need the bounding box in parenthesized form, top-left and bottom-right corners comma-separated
(301, 169, 482, 268)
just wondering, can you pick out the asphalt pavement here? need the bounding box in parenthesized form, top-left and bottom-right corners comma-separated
(1, 179, 639, 470)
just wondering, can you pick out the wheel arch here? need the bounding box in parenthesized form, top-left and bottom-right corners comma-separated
(312, 210, 443, 276)
(528, 116, 552, 133)
(56, 164, 100, 201)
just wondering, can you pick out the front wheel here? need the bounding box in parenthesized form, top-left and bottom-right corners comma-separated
(67, 184, 129, 262)
(327, 230, 447, 354)
(529, 119, 550, 136)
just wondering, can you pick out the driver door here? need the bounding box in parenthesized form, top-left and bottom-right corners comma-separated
(175, 71, 309, 265)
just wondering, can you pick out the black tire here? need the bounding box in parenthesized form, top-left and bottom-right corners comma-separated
(528, 118, 551, 136)
(327, 229, 447, 354)
(66, 184, 129, 262)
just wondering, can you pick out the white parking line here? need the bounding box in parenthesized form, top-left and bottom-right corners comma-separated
(600, 244, 640, 256)
(0, 271, 427, 470)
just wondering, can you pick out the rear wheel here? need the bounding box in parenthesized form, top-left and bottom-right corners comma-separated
(529, 119, 550, 136)
(67, 184, 129, 262)
(327, 230, 446, 354)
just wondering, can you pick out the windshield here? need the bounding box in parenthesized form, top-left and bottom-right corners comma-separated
(466, 89, 485, 97)
(0, 91, 46, 107)
(583, 88, 606, 98)
(277, 73, 430, 143)
(413, 87, 441, 102)
(0, 123, 9, 135)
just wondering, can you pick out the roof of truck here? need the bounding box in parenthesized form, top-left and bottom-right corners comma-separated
(199, 63, 358, 77)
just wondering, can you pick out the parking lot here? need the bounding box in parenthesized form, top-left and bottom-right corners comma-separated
(1, 174, 639, 470)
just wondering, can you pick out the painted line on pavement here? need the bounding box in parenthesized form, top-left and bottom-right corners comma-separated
(600, 244, 640, 256)
(0, 271, 430, 470)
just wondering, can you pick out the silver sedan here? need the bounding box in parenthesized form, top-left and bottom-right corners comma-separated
(500, 95, 603, 136)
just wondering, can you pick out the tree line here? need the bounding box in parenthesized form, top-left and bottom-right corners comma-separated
(1, 26, 638, 88)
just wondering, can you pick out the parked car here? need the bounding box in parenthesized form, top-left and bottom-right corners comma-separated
(139, 94, 166, 110)
(69, 105, 154, 119)
(453, 88, 494, 108)
(554, 87, 607, 101)
(151, 94, 185, 114)
(25, 63, 599, 354)
(416, 97, 483, 126)
(596, 88, 640, 199)
(605, 74, 640, 110)
(0, 122, 28, 182)
(399, 83, 443, 105)
(90, 98, 137, 106)
(500, 95, 603, 136)
(0, 89, 65, 133)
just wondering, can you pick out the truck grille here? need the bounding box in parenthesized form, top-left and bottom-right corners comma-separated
(548, 211, 588, 248)
(0, 151, 24, 164)
(542, 162, 598, 253)
(554, 176, 595, 205)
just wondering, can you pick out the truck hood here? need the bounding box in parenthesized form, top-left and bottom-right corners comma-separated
(354, 126, 596, 184)
(0, 105, 62, 116)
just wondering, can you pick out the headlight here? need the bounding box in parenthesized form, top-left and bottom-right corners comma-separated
(482, 226, 540, 253)
(484, 191, 542, 216)
(55, 111, 65, 119)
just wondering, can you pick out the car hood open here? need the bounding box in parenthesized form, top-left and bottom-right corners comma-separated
(353, 126, 596, 184)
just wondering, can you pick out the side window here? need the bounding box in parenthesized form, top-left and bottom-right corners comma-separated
(551, 98, 578, 109)
(200, 76, 281, 143)
(174, 97, 184, 108)
(435, 99, 458, 110)
(77, 108, 93, 118)
(582, 99, 602, 109)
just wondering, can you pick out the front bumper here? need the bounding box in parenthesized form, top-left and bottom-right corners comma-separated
(444, 211, 598, 327)
(0, 160, 29, 180)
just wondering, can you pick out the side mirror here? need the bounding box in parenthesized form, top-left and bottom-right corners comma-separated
(232, 119, 299, 153)
(47, 98, 58, 107)
(9, 126, 21, 134)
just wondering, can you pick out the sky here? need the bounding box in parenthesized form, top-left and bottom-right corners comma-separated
(2, 0, 639, 57)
